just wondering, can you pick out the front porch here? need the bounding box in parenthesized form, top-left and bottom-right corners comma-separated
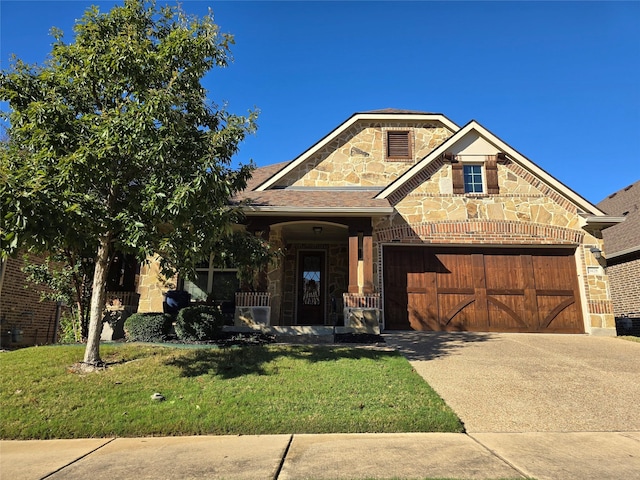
(235, 216, 382, 333)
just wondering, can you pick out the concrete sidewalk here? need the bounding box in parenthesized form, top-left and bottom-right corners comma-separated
(2, 431, 639, 480)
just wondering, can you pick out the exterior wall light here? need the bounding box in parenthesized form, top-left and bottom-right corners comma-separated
(590, 247, 602, 259)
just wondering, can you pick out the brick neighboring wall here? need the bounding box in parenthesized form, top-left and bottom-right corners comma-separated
(0, 255, 59, 347)
(606, 257, 640, 317)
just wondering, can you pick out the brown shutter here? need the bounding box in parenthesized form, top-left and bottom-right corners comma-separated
(387, 131, 410, 158)
(452, 161, 464, 194)
(485, 155, 499, 194)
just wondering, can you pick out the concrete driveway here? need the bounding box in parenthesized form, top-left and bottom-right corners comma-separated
(384, 332, 640, 433)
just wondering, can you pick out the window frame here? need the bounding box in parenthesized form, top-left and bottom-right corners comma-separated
(462, 163, 485, 194)
(183, 253, 239, 302)
(385, 130, 413, 161)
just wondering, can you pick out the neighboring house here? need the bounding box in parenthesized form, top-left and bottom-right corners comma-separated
(137, 109, 623, 335)
(0, 252, 139, 347)
(597, 180, 640, 332)
(0, 254, 61, 347)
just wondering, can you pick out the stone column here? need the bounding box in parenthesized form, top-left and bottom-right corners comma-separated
(348, 234, 359, 293)
(362, 234, 374, 294)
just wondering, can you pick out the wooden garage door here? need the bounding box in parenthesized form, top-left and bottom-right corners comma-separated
(383, 247, 583, 333)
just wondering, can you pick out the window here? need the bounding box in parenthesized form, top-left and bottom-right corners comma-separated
(386, 131, 412, 160)
(463, 164, 484, 193)
(183, 254, 239, 302)
(450, 155, 499, 195)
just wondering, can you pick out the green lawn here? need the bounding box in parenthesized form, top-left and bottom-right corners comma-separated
(618, 335, 640, 343)
(0, 343, 463, 439)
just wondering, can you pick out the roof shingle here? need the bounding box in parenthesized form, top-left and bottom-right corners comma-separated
(597, 180, 640, 255)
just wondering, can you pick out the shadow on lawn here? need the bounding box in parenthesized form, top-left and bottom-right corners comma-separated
(165, 345, 396, 379)
(383, 331, 498, 362)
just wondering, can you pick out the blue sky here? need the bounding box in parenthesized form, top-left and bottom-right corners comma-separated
(2, 1, 639, 205)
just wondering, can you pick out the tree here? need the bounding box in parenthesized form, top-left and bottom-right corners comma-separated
(1, 0, 257, 367)
(22, 252, 94, 341)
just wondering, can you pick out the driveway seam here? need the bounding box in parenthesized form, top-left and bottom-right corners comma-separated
(467, 433, 532, 479)
(273, 433, 294, 480)
(40, 437, 116, 480)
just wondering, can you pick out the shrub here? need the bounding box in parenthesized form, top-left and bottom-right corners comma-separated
(175, 305, 225, 342)
(124, 313, 172, 342)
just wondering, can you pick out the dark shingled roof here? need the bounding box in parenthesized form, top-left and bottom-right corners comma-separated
(597, 180, 640, 255)
(235, 163, 391, 211)
(361, 108, 437, 115)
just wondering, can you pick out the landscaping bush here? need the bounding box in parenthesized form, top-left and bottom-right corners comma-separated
(124, 313, 172, 342)
(175, 305, 225, 342)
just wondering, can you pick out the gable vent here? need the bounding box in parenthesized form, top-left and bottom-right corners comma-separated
(386, 131, 411, 159)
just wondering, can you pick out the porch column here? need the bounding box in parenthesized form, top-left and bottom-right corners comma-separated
(255, 227, 270, 291)
(348, 234, 359, 293)
(362, 234, 374, 294)
(348, 224, 374, 294)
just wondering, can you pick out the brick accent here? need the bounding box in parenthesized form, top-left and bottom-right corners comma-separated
(375, 220, 584, 245)
(0, 255, 60, 347)
(388, 158, 446, 205)
(505, 162, 578, 214)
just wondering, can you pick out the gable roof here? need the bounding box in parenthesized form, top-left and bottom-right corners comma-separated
(597, 180, 640, 257)
(236, 163, 393, 216)
(377, 120, 611, 218)
(253, 110, 460, 192)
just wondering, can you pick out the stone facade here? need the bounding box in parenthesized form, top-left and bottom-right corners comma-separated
(370, 155, 614, 333)
(136, 256, 177, 313)
(274, 122, 454, 188)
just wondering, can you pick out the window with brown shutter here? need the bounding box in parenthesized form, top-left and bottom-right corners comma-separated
(386, 131, 411, 160)
(450, 154, 500, 194)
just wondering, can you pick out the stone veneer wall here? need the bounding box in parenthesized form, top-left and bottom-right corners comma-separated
(605, 257, 640, 318)
(373, 159, 615, 334)
(136, 256, 177, 313)
(274, 122, 454, 188)
(267, 228, 285, 325)
(280, 243, 349, 325)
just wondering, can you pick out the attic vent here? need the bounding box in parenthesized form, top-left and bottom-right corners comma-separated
(608, 193, 617, 199)
(386, 131, 412, 160)
(624, 184, 634, 191)
(622, 211, 630, 216)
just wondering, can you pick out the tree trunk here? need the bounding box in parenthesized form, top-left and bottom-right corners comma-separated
(83, 234, 111, 365)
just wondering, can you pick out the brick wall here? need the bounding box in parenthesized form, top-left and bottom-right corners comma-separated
(0, 255, 60, 347)
(606, 257, 640, 317)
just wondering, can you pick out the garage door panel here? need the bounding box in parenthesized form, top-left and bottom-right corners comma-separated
(487, 295, 529, 330)
(383, 247, 583, 333)
(408, 293, 439, 330)
(436, 254, 474, 289)
(532, 255, 575, 290)
(484, 255, 525, 290)
(537, 295, 582, 332)
(437, 294, 476, 331)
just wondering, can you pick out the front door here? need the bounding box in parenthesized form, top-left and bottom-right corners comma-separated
(297, 251, 326, 325)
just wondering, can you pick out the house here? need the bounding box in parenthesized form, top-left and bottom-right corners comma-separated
(597, 180, 640, 334)
(0, 254, 61, 347)
(137, 109, 623, 335)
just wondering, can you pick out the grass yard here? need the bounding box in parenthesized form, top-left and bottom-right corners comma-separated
(0, 344, 463, 439)
(619, 335, 640, 343)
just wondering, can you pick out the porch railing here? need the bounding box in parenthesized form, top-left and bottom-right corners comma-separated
(235, 292, 271, 307)
(343, 293, 380, 309)
(106, 291, 140, 310)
